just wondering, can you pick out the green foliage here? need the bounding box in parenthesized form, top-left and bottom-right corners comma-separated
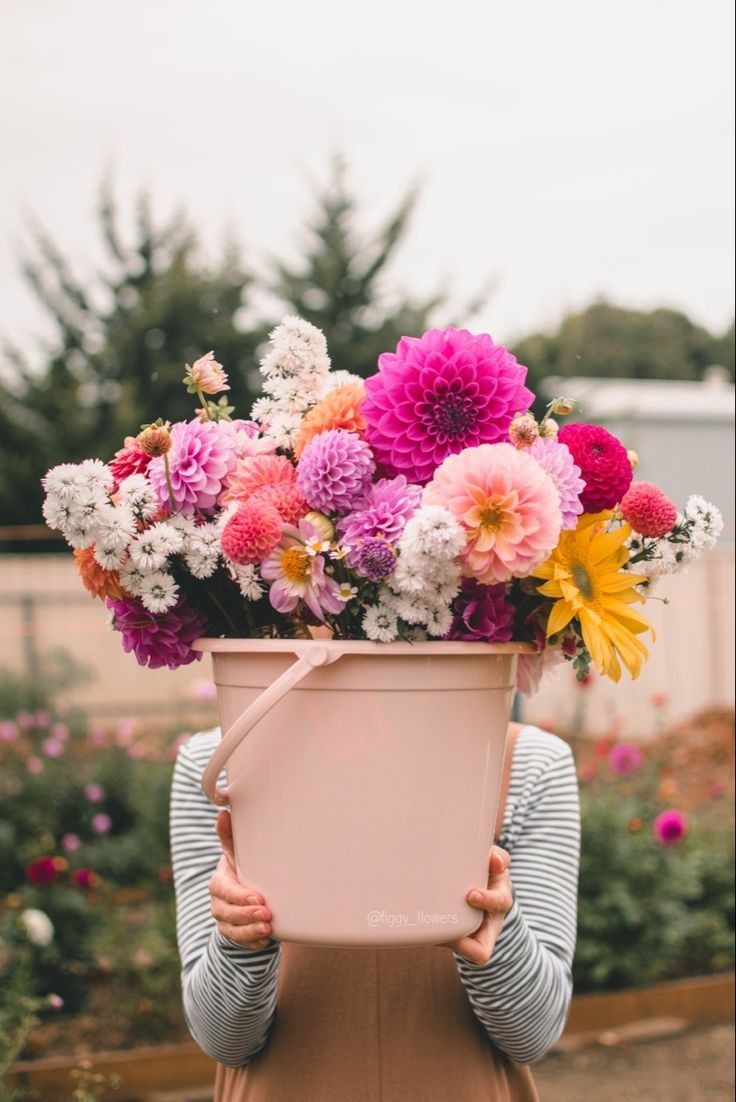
(512, 301, 735, 402)
(574, 770, 735, 992)
(0, 181, 259, 536)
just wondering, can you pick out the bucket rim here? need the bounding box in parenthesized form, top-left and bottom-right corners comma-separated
(193, 637, 536, 656)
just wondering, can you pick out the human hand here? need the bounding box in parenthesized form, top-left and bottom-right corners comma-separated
(208, 810, 273, 951)
(444, 846, 514, 965)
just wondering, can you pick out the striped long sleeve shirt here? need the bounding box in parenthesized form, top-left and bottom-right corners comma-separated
(170, 725, 580, 1069)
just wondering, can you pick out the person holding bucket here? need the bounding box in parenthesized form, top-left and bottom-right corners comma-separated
(171, 719, 580, 1101)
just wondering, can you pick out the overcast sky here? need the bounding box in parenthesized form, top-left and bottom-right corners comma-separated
(1, 0, 734, 358)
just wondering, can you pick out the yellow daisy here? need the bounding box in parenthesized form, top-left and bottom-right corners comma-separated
(531, 512, 652, 682)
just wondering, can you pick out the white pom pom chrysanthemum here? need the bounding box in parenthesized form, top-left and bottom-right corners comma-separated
(139, 571, 180, 614)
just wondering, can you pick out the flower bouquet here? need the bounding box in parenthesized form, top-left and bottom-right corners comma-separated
(41, 316, 721, 688)
(40, 318, 723, 945)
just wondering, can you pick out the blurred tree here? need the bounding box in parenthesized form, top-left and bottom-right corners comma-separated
(512, 301, 735, 399)
(0, 183, 259, 536)
(270, 156, 473, 377)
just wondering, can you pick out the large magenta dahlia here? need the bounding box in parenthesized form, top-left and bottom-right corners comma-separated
(558, 423, 633, 513)
(362, 327, 534, 485)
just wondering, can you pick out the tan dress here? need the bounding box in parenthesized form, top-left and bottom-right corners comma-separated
(215, 729, 539, 1102)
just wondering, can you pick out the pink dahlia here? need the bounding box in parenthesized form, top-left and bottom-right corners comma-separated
(653, 808, 688, 846)
(445, 579, 515, 642)
(219, 419, 279, 459)
(362, 327, 534, 485)
(296, 429, 375, 516)
(221, 498, 283, 565)
(557, 423, 633, 513)
(148, 420, 236, 516)
(620, 482, 678, 537)
(337, 475, 422, 562)
(110, 437, 151, 483)
(221, 453, 297, 506)
(608, 742, 645, 775)
(106, 597, 206, 670)
(261, 518, 344, 621)
(527, 437, 585, 530)
(423, 443, 562, 584)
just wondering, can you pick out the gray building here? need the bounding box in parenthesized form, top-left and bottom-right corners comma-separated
(542, 368, 735, 543)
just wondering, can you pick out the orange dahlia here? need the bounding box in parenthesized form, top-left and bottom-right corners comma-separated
(221, 454, 296, 506)
(293, 381, 366, 458)
(74, 547, 127, 601)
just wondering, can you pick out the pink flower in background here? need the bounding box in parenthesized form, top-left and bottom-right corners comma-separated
(106, 597, 206, 671)
(41, 737, 64, 759)
(423, 443, 562, 583)
(446, 580, 516, 643)
(91, 813, 112, 835)
(620, 482, 678, 537)
(26, 857, 58, 885)
(221, 497, 283, 565)
(362, 327, 534, 485)
(653, 808, 688, 845)
(47, 994, 64, 1010)
(61, 833, 81, 852)
(0, 722, 19, 742)
(34, 711, 51, 727)
(26, 756, 44, 775)
(148, 419, 237, 515)
(558, 423, 633, 512)
(72, 867, 100, 889)
(84, 783, 105, 803)
(608, 742, 645, 775)
(651, 692, 669, 709)
(116, 719, 136, 743)
(191, 679, 217, 702)
(262, 519, 344, 621)
(296, 429, 375, 516)
(89, 728, 107, 746)
(51, 723, 69, 741)
(16, 712, 34, 729)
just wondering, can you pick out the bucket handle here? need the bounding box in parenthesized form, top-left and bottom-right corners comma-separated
(201, 644, 339, 806)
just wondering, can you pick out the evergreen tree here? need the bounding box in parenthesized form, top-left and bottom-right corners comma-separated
(269, 157, 453, 377)
(0, 183, 259, 538)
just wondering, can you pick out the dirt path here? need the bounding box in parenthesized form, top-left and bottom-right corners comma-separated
(534, 1025, 734, 1102)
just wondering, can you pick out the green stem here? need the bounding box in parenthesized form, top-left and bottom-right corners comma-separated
(162, 454, 177, 516)
(196, 389, 211, 419)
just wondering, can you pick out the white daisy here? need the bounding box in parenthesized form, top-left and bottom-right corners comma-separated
(362, 603, 399, 643)
(93, 503, 138, 550)
(425, 605, 453, 638)
(93, 543, 128, 571)
(129, 529, 169, 573)
(305, 537, 331, 557)
(78, 459, 114, 494)
(399, 506, 466, 563)
(119, 561, 145, 597)
(139, 571, 179, 614)
(337, 583, 359, 602)
(118, 475, 159, 520)
(65, 522, 98, 550)
(186, 549, 219, 579)
(42, 494, 76, 533)
(42, 463, 86, 503)
(228, 563, 264, 601)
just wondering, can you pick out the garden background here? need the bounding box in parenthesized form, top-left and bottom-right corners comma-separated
(1, 2, 734, 1099)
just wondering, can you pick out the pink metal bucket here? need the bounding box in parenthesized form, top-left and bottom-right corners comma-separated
(196, 638, 530, 948)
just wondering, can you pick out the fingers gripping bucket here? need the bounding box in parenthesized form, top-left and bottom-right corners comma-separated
(196, 639, 528, 947)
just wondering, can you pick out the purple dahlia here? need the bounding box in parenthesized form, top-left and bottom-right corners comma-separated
(337, 476, 421, 561)
(445, 579, 515, 643)
(527, 437, 585, 530)
(107, 597, 206, 670)
(149, 419, 237, 516)
(362, 327, 534, 485)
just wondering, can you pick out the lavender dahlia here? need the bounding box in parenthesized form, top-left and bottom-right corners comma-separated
(296, 429, 375, 516)
(106, 597, 206, 670)
(338, 476, 422, 563)
(362, 327, 534, 485)
(354, 539, 397, 582)
(527, 437, 585, 530)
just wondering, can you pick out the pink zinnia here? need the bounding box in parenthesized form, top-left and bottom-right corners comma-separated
(653, 808, 688, 846)
(620, 482, 678, 537)
(608, 742, 645, 775)
(148, 419, 236, 515)
(221, 454, 297, 506)
(362, 327, 534, 485)
(221, 498, 283, 566)
(558, 423, 633, 513)
(110, 436, 152, 483)
(423, 443, 562, 584)
(261, 519, 344, 622)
